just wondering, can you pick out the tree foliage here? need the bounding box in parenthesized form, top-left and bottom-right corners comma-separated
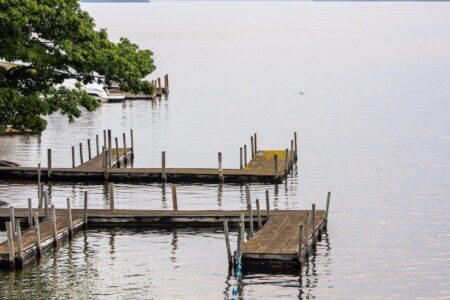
(0, 0, 156, 133)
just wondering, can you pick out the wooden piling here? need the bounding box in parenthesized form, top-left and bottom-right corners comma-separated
(265, 190, 270, 219)
(83, 191, 88, 228)
(256, 199, 262, 229)
(96, 134, 100, 156)
(254, 133, 257, 153)
(27, 198, 33, 228)
(171, 184, 178, 211)
(298, 224, 304, 263)
(244, 144, 248, 167)
(236, 213, 245, 260)
(88, 139, 92, 160)
(130, 129, 134, 159)
(109, 183, 115, 211)
(122, 133, 127, 164)
(325, 192, 331, 228)
(33, 212, 41, 256)
(250, 136, 254, 158)
(39, 183, 43, 209)
(47, 149, 52, 179)
(6, 222, 15, 269)
(218, 152, 224, 182)
(44, 191, 48, 219)
(71, 146, 75, 168)
(9, 206, 15, 237)
(16, 221, 23, 265)
(37, 163, 41, 202)
(104, 149, 109, 180)
(115, 137, 120, 167)
(274, 154, 279, 181)
(290, 139, 294, 164)
(162, 151, 167, 181)
(79, 143, 84, 165)
(103, 130, 107, 150)
(245, 185, 253, 237)
(223, 219, 232, 266)
(284, 148, 289, 174)
(311, 203, 316, 245)
(294, 132, 298, 161)
(157, 77, 161, 89)
(67, 198, 73, 238)
(51, 205, 58, 248)
(164, 74, 169, 93)
(107, 130, 112, 167)
(239, 147, 243, 169)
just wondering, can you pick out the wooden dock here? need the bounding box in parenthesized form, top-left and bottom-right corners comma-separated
(107, 74, 169, 102)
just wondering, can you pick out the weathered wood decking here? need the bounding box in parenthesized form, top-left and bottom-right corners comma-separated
(0, 150, 295, 184)
(75, 148, 131, 170)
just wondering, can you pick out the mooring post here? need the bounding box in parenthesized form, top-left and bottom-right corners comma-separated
(104, 149, 109, 180)
(115, 137, 120, 167)
(37, 163, 41, 202)
(87, 139, 92, 160)
(6, 222, 15, 269)
(33, 212, 41, 256)
(162, 151, 167, 181)
(9, 206, 16, 237)
(284, 148, 289, 175)
(51, 205, 58, 248)
(311, 203, 316, 246)
(103, 130, 107, 150)
(305, 211, 310, 253)
(39, 183, 44, 209)
(109, 183, 115, 211)
(223, 219, 232, 267)
(102, 146, 105, 168)
(67, 198, 73, 238)
(299, 224, 304, 263)
(16, 220, 23, 266)
(28, 198, 33, 228)
(218, 152, 224, 182)
(325, 192, 331, 227)
(122, 132, 127, 164)
(240, 213, 245, 249)
(265, 190, 270, 219)
(250, 136, 254, 158)
(44, 191, 48, 219)
(236, 213, 245, 260)
(108, 130, 112, 168)
(294, 132, 298, 161)
(79, 143, 84, 165)
(157, 77, 161, 89)
(290, 139, 294, 165)
(239, 147, 243, 169)
(96, 134, 100, 156)
(47, 149, 52, 179)
(274, 154, 279, 182)
(245, 185, 254, 237)
(171, 184, 178, 211)
(83, 191, 88, 228)
(244, 144, 248, 167)
(130, 129, 134, 159)
(165, 74, 170, 93)
(71, 146, 75, 168)
(256, 198, 262, 230)
(254, 133, 257, 153)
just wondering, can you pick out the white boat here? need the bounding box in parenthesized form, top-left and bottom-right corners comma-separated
(59, 79, 125, 102)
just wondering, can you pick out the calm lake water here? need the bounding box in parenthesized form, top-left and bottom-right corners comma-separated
(1, 1, 450, 299)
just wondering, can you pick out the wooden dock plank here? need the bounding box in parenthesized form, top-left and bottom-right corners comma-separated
(75, 148, 131, 170)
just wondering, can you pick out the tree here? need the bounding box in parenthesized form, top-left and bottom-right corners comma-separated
(0, 0, 156, 133)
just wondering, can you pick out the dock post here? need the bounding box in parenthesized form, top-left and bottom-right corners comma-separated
(122, 133, 127, 164)
(294, 132, 298, 161)
(79, 143, 84, 165)
(44, 191, 48, 219)
(290, 139, 294, 166)
(274, 154, 279, 182)
(9, 206, 16, 237)
(245, 185, 254, 237)
(51, 205, 58, 248)
(130, 129, 134, 159)
(250, 136, 254, 158)
(284, 148, 289, 175)
(236, 213, 245, 261)
(171, 184, 178, 211)
(103, 130, 107, 150)
(33, 212, 41, 256)
(162, 151, 167, 181)
(265, 190, 270, 219)
(240, 213, 245, 250)
(47, 149, 52, 179)
(311, 203, 316, 246)
(244, 145, 248, 167)
(72, 146, 75, 168)
(239, 147, 243, 169)
(39, 183, 44, 209)
(325, 192, 331, 228)
(157, 77, 161, 90)
(84, 191, 88, 228)
(104, 149, 109, 180)
(102, 146, 105, 168)
(223, 219, 232, 267)
(115, 137, 120, 167)
(16, 221, 23, 266)
(96, 134, 100, 156)
(254, 133, 257, 153)
(28, 198, 33, 228)
(108, 130, 112, 167)
(256, 199, 262, 230)
(6, 222, 15, 269)
(299, 224, 304, 263)
(218, 152, 224, 182)
(37, 163, 41, 203)
(67, 198, 73, 238)
(109, 183, 115, 211)
(88, 139, 92, 160)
